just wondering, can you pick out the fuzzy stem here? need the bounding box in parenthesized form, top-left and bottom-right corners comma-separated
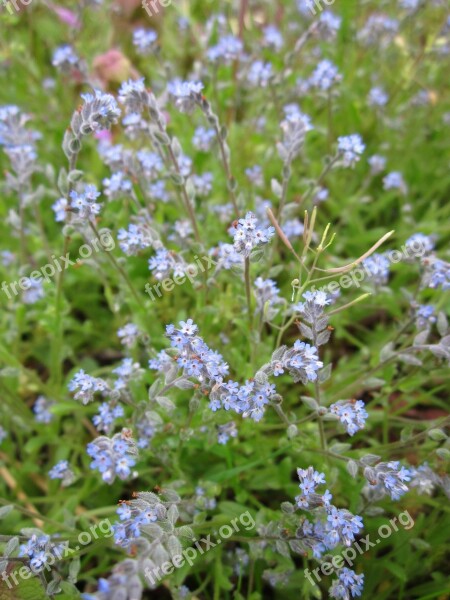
(244, 256, 252, 326)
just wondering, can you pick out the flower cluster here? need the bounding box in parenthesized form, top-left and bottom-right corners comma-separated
(109, 489, 191, 580)
(103, 171, 132, 200)
(246, 61, 272, 87)
(207, 34, 243, 64)
(293, 290, 331, 343)
(113, 358, 143, 392)
(148, 247, 191, 281)
(0, 426, 7, 444)
(68, 184, 102, 222)
(49, 460, 75, 486)
(137, 149, 164, 178)
(278, 110, 312, 162)
(118, 223, 153, 256)
(263, 25, 283, 50)
(209, 242, 243, 271)
(167, 79, 204, 113)
(318, 11, 342, 39)
(383, 171, 407, 194)
(405, 233, 434, 257)
(33, 396, 55, 423)
(213, 377, 278, 422)
(69, 369, 109, 404)
(76, 90, 121, 136)
(87, 430, 138, 484)
(254, 277, 283, 317)
(409, 463, 449, 496)
(329, 400, 368, 436)
(22, 279, 44, 305)
(82, 559, 143, 600)
(294, 468, 364, 556)
(192, 172, 213, 196)
(270, 340, 323, 383)
(309, 59, 341, 91)
(164, 320, 229, 386)
(368, 154, 387, 175)
(426, 258, 450, 291)
(118, 79, 151, 115)
(337, 134, 365, 167)
(363, 461, 411, 500)
(113, 499, 159, 548)
(133, 28, 158, 54)
(217, 421, 238, 444)
(329, 568, 364, 599)
(231, 212, 275, 258)
(362, 253, 390, 286)
(368, 86, 388, 108)
(415, 305, 436, 330)
(135, 410, 163, 449)
(117, 323, 140, 348)
(52, 45, 82, 73)
(192, 126, 215, 151)
(93, 402, 124, 433)
(358, 14, 399, 47)
(0, 104, 40, 149)
(19, 534, 64, 572)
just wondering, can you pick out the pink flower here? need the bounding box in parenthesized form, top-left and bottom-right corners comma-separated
(94, 130, 113, 143)
(93, 49, 137, 84)
(49, 4, 80, 28)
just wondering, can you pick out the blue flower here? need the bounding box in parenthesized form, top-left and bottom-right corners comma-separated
(137, 149, 163, 178)
(79, 90, 121, 132)
(33, 396, 55, 423)
(103, 171, 132, 200)
(329, 400, 368, 436)
(192, 172, 213, 197)
(21, 278, 45, 304)
(93, 402, 124, 434)
(49, 461, 75, 486)
(383, 171, 407, 194)
(192, 126, 215, 152)
(309, 59, 341, 91)
(69, 184, 102, 222)
(87, 430, 137, 484)
(149, 179, 170, 202)
(167, 79, 204, 113)
(231, 212, 275, 258)
(364, 461, 411, 500)
(207, 35, 243, 65)
(262, 25, 283, 50)
(362, 253, 390, 286)
(52, 45, 80, 72)
(117, 323, 140, 347)
(133, 28, 158, 54)
(427, 258, 450, 290)
(337, 134, 365, 167)
(246, 61, 272, 88)
(368, 154, 387, 175)
(368, 86, 388, 107)
(69, 369, 109, 404)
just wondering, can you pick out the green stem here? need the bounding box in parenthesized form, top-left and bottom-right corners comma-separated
(88, 222, 145, 311)
(244, 256, 252, 326)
